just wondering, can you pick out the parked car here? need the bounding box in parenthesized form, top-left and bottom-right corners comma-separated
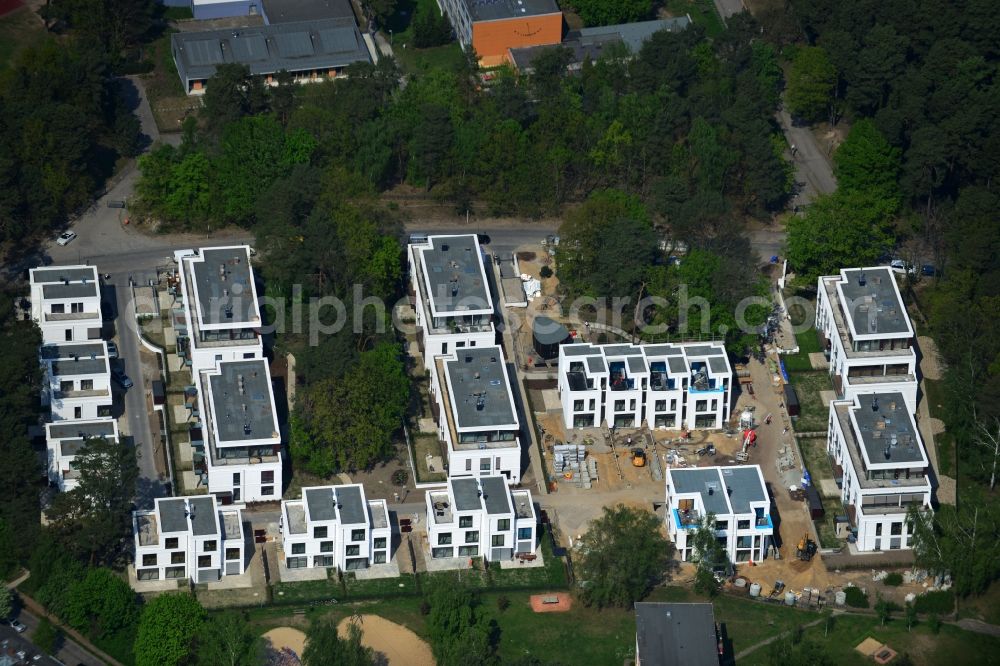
(921, 264, 938, 277)
(889, 259, 916, 275)
(106, 200, 126, 208)
(111, 367, 133, 389)
(8, 619, 26, 633)
(106, 342, 119, 359)
(56, 231, 77, 246)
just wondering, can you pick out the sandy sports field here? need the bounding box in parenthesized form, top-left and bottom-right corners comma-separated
(262, 627, 307, 658)
(337, 614, 434, 666)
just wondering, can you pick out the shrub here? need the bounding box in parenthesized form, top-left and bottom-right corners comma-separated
(419, 600, 431, 616)
(927, 614, 941, 634)
(540, 265, 553, 278)
(497, 595, 510, 612)
(914, 590, 955, 615)
(844, 586, 869, 608)
(883, 572, 903, 586)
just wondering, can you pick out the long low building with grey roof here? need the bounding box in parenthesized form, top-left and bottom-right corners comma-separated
(170, 17, 373, 95)
(29, 265, 103, 344)
(816, 267, 918, 412)
(279, 484, 391, 573)
(558, 341, 732, 431)
(665, 465, 773, 564)
(425, 476, 536, 563)
(408, 234, 497, 368)
(430, 345, 523, 484)
(45, 418, 119, 492)
(132, 495, 246, 587)
(827, 392, 932, 552)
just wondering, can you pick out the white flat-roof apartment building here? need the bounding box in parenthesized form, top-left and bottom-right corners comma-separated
(816, 268, 918, 413)
(132, 495, 246, 585)
(174, 246, 263, 377)
(827, 392, 932, 552)
(666, 465, 773, 564)
(279, 484, 391, 571)
(45, 419, 119, 492)
(558, 342, 732, 430)
(408, 235, 497, 367)
(429, 345, 522, 483)
(39, 342, 113, 422)
(29, 265, 103, 344)
(425, 476, 537, 562)
(194, 358, 282, 503)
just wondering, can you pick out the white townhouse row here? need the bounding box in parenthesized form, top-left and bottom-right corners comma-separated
(408, 235, 497, 366)
(45, 419, 119, 492)
(827, 392, 932, 552)
(429, 345, 523, 483)
(29, 265, 103, 344)
(279, 484, 392, 572)
(425, 476, 537, 562)
(665, 465, 774, 564)
(173, 247, 282, 502)
(557, 342, 733, 431)
(133, 495, 246, 585)
(816, 267, 918, 412)
(39, 341, 113, 422)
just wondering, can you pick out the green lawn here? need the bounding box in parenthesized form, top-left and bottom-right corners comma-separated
(381, 0, 467, 76)
(959, 580, 1000, 625)
(664, 0, 725, 36)
(741, 611, 1000, 666)
(782, 327, 823, 372)
(788, 371, 833, 433)
(0, 5, 45, 70)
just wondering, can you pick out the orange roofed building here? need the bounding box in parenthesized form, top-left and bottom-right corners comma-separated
(436, 0, 562, 67)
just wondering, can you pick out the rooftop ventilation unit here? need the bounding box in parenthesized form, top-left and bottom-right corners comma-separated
(858, 272, 866, 286)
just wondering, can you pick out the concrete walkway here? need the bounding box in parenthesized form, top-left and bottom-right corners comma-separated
(915, 335, 956, 505)
(953, 618, 1000, 638)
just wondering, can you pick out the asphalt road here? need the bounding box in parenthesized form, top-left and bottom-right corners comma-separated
(3, 607, 100, 666)
(776, 106, 838, 207)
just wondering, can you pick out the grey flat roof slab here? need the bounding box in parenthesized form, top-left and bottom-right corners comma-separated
(708, 356, 729, 373)
(720, 467, 766, 514)
(51, 358, 107, 376)
(586, 356, 607, 373)
(335, 485, 366, 525)
(306, 487, 336, 522)
(446, 347, 516, 430)
(853, 392, 923, 464)
(465, 0, 559, 22)
(635, 602, 719, 666)
(48, 421, 115, 439)
(41, 343, 105, 359)
(480, 477, 510, 515)
(421, 235, 490, 313)
(262, 0, 354, 23)
(671, 468, 729, 515)
(188, 496, 218, 536)
(159, 498, 190, 533)
(667, 357, 687, 373)
(684, 344, 723, 356)
(42, 282, 99, 300)
(208, 360, 277, 443)
(452, 478, 482, 512)
(32, 267, 96, 284)
(839, 268, 909, 336)
(193, 248, 257, 326)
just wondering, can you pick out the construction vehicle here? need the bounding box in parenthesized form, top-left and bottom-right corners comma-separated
(696, 444, 716, 457)
(768, 580, 786, 599)
(631, 449, 647, 467)
(796, 534, 818, 561)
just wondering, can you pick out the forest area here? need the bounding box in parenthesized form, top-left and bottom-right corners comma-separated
(776, 0, 1000, 598)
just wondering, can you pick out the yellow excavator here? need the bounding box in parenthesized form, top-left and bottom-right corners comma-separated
(631, 448, 647, 467)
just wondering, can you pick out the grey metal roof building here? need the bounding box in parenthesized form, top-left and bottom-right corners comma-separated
(510, 17, 690, 72)
(171, 17, 371, 94)
(634, 602, 719, 666)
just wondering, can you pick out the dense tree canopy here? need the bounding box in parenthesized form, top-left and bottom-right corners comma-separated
(133, 594, 206, 666)
(302, 619, 375, 666)
(576, 504, 672, 608)
(425, 584, 497, 666)
(570, 0, 652, 27)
